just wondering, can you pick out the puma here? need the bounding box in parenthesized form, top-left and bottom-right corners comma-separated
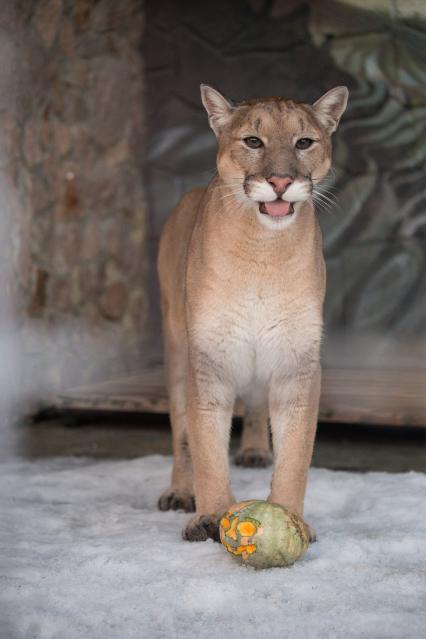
(157, 84, 348, 542)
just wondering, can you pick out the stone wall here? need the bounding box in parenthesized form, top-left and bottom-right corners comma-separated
(0, 0, 147, 407)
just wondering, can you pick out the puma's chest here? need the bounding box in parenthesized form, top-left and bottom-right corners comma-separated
(189, 278, 323, 389)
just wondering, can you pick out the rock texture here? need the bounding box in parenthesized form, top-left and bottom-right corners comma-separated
(0, 0, 147, 401)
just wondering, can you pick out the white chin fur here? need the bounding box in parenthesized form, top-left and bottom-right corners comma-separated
(255, 204, 300, 230)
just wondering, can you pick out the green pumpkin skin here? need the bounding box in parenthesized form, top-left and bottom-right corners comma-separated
(220, 500, 309, 569)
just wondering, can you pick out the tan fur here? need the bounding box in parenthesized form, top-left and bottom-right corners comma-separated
(157, 85, 348, 541)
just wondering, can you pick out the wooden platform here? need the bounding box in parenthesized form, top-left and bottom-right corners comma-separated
(55, 367, 426, 427)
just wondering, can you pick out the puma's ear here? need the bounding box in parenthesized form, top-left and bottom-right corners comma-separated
(312, 86, 349, 135)
(200, 84, 234, 137)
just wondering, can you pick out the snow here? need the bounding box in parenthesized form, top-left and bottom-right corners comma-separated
(1, 455, 425, 639)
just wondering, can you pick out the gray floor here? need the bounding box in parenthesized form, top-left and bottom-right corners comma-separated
(5, 412, 426, 473)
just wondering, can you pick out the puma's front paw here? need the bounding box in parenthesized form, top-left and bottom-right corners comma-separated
(182, 513, 221, 542)
(235, 447, 273, 468)
(158, 489, 195, 513)
(304, 521, 317, 543)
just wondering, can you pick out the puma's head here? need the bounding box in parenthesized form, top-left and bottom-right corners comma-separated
(201, 84, 348, 230)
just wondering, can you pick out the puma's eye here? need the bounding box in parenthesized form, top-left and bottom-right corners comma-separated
(295, 138, 314, 150)
(244, 136, 263, 149)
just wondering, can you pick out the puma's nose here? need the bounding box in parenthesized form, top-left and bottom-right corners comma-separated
(267, 175, 293, 195)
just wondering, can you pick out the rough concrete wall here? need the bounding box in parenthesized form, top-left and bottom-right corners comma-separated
(0, 0, 147, 410)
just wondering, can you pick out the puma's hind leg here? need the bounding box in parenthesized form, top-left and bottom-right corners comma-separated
(235, 399, 272, 468)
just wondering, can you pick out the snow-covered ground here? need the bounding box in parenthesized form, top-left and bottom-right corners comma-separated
(0, 455, 425, 639)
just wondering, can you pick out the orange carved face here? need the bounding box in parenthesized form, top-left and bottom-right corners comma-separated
(219, 502, 263, 560)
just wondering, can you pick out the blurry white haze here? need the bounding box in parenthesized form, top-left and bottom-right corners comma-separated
(0, 168, 118, 450)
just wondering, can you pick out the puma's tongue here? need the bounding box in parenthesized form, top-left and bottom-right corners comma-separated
(263, 200, 292, 216)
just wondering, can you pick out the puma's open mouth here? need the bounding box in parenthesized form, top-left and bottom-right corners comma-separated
(259, 200, 295, 217)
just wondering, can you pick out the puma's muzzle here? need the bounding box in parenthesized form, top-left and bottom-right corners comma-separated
(244, 175, 312, 218)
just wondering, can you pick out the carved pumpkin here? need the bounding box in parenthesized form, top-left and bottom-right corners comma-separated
(219, 500, 309, 569)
